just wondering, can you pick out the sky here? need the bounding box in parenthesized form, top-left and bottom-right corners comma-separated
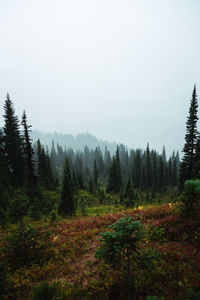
(0, 0, 200, 155)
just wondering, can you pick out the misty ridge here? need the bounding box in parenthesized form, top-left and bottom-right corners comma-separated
(31, 130, 118, 154)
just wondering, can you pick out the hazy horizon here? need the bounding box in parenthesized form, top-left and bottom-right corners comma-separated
(0, 0, 200, 154)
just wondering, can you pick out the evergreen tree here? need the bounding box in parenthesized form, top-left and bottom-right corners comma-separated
(72, 169, 78, 190)
(158, 156, 164, 191)
(45, 150, 57, 189)
(93, 159, 98, 186)
(141, 164, 146, 190)
(115, 146, 123, 191)
(179, 85, 199, 190)
(78, 172, 84, 190)
(152, 151, 158, 188)
(124, 179, 135, 207)
(171, 152, 177, 186)
(36, 140, 56, 189)
(3, 94, 25, 186)
(106, 156, 116, 193)
(58, 157, 75, 216)
(145, 143, 152, 189)
(133, 150, 142, 188)
(88, 177, 94, 193)
(167, 157, 172, 186)
(21, 111, 37, 198)
(0, 130, 10, 209)
(124, 178, 132, 199)
(106, 147, 122, 193)
(104, 146, 111, 176)
(50, 141, 57, 170)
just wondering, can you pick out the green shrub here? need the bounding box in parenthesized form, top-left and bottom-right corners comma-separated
(50, 209, 57, 224)
(187, 288, 200, 300)
(95, 217, 159, 296)
(32, 281, 58, 300)
(149, 227, 167, 243)
(182, 179, 200, 217)
(5, 225, 53, 270)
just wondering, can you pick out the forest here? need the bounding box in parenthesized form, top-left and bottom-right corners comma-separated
(0, 86, 199, 300)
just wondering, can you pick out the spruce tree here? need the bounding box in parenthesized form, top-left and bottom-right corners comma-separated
(124, 178, 132, 199)
(106, 147, 122, 193)
(152, 151, 158, 188)
(172, 151, 177, 186)
(106, 156, 116, 193)
(145, 143, 152, 189)
(58, 157, 75, 216)
(21, 111, 37, 197)
(179, 85, 199, 190)
(3, 94, 25, 186)
(158, 156, 164, 191)
(93, 159, 98, 186)
(88, 177, 94, 193)
(133, 150, 142, 188)
(115, 146, 123, 192)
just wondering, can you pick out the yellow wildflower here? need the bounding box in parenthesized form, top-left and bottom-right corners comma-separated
(138, 206, 144, 210)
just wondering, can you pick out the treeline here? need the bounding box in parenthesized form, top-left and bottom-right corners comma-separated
(0, 93, 180, 221)
(39, 140, 180, 194)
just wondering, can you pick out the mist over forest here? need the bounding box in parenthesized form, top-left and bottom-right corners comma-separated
(31, 130, 118, 153)
(0, 0, 200, 299)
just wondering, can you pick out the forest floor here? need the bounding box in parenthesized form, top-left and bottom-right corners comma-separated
(0, 202, 200, 300)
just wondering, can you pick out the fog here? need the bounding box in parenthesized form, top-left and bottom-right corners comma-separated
(0, 0, 200, 154)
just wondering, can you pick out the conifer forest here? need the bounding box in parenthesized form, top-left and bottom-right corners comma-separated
(0, 85, 199, 300)
(1, 1, 200, 298)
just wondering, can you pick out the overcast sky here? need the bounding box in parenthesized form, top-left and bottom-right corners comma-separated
(0, 0, 200, 154)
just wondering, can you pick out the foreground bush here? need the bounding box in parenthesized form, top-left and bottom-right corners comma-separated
(32, 281, 58, 300)
(95, 216, 159, 297)
(182, 179, 200, 217)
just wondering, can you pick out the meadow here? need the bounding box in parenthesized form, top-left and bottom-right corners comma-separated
(0, 197, 199, 300)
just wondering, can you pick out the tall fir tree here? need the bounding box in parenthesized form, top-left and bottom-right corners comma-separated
(36, 140, 56, 189)
(115, 146, 123, 192)
(179, 85, 199, 190)
(106, 147, 122, 193)
(3, 94, 25, 186)
(106, 156, 116, 193)
(133, 149, 142, 188)
(58, 157, 75, 216)
(158, 156, 164, 191)
(21, 111, 37, 198)
(145, 143, 152, 189)
(93, 159, 98, 186)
